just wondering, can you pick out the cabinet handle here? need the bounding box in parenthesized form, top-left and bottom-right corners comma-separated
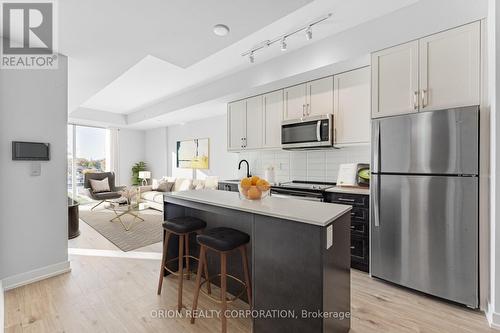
(309, 85, 312, 115)
(302, 104, 305, 117)
(307, 103, 310, 115)
(350, 246, 355, 249)
(421, 89, 427, 108)
(338, 198, 355, 203)
(413, 91, 419, 110)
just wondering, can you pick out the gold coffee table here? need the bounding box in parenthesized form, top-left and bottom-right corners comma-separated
(107, 199, 148, 231)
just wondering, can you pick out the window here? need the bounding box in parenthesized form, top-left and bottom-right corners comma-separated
(67, 124, 109, 202)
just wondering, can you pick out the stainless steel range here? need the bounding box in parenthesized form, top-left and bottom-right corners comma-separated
(271, 181, 335, 201)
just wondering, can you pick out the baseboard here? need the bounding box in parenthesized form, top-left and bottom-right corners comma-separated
(486, 302, 500, 330)
(2, 261, 71, 291)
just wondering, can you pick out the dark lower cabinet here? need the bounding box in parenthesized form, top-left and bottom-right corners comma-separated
(326, 191, 370, 272)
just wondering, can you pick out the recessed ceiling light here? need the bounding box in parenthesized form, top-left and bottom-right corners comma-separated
(213, 24, 230, 36)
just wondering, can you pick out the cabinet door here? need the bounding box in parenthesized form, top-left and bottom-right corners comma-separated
(419, 22, 480, 111)
(284, 83, 307, 120)
(334, 67, 370, 145)
(245, 95, 263, 150)
(263, 90, 283, 148)
(371, 40, 419, 118)
(227, 100, 246, 151)
(307, 76, 333, 116)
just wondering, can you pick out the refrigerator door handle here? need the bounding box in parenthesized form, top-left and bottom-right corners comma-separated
(373, 121, 381, 173)
(373, 175, 380, 227)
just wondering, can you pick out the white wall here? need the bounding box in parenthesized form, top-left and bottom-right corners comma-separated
(0, 53, 69, 287)
(145, 127, 168, 179)
(166, 115, 239, 180)
(238, 146, 370, 183)
(117, 129, 146, 185)
(488, 0, 500, 328)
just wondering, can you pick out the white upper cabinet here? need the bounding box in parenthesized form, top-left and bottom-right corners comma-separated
(371, 40, 419, 118)
(371, 21, 481, 118)
(227, 100, 246, 151)
(334, 67, 371, 145)
(245, 95, 264, 150)
(419, 21, 480, 111)
(263, 90, 284, 148)
(307, 76, 334, 117)
(284, 83, 307, 120)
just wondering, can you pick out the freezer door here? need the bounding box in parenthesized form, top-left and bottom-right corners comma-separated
(372, 106, 479, 175)
(370, 174, 478, 307)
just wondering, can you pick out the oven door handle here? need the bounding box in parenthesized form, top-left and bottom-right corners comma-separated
(271, 193, 323, 202)
(316, 120, 321, 141)
(271, 189, 324, 201)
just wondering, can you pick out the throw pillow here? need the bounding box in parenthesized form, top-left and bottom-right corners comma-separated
(89, 178, 110, 193)
(157, 181, 175, 192)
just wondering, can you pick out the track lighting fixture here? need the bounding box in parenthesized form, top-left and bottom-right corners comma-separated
(306, 26, 312, 40)
(280, 37, 287, 51)
(241, 13, 331, 63)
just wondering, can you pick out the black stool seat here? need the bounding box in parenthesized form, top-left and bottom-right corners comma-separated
(197, 227, 250, 252)
(163, 217, 207, 234)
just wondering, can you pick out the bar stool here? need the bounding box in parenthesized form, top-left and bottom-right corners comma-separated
(157, 216, 211, 311)
(191, 227, 252, 333)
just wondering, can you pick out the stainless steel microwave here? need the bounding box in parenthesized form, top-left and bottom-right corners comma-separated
(281, 114, 333, 150)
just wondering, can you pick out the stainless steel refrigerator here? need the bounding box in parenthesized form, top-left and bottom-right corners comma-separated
(370, 106, 479, 308)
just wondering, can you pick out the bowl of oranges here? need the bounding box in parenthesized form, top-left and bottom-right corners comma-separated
(239, 176, 271, 200)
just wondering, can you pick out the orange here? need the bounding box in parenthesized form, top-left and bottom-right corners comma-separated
(240, 178, 252, 189)
(256, 179, 270, 191)
(247, 186, 262, 200)
(240, 187, 249, 196)
(250, 176, 260, 186)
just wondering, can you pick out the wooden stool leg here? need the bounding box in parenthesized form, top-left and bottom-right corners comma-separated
(185, 234, 190, 280)
(220, 252, 227, 333)
(157, 231, 171, 295)
(191, 245, 206, 324)
(203, 250, 211, 294)
(177, 234, 184, 311)
(240, 245, 252, 308)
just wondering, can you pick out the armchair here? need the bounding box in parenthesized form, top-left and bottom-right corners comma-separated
(84, 172, 125, 210)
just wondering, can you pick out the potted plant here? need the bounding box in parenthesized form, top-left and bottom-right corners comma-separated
(131, 161, 147, 185)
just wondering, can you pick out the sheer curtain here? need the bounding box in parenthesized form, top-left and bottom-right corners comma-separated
(106, 128, 120, 184)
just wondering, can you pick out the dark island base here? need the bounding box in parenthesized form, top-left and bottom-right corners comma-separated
(164, 197, 351, 333)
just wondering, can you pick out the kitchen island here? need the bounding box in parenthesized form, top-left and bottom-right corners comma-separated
(163, 189, 352, 333)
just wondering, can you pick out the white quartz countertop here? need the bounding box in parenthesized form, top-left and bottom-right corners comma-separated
(164, 189, 352, 227)
(326, 186, 370, 195)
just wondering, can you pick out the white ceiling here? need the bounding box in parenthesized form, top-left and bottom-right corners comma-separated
(60, 0, 313, 113)
(64, 0, 421, 127)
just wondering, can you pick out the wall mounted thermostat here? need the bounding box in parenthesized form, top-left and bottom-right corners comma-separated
(30, 162, 41, 176)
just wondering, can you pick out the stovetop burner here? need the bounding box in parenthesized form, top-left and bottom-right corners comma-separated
(274, 181, 336, 191)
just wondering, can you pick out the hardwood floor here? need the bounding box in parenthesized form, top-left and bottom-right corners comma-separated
(3, 216, 495, 332)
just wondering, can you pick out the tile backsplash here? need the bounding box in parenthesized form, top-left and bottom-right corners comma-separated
(237, 145, 371, 183)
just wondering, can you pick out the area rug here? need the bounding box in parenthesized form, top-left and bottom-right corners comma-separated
(79, 205, 163, 251)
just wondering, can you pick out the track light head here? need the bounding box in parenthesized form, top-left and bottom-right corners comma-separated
(280, 37, 287, 51)
(249, 51, 255, 63)
(306, 26, 312, 40)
